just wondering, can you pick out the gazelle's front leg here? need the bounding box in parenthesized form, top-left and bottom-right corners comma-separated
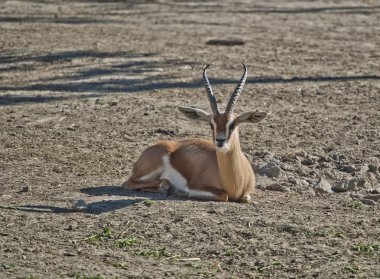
(238, 194, 252, 203)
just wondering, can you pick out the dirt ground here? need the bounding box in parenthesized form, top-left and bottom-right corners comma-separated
(1, 0, 380, 278)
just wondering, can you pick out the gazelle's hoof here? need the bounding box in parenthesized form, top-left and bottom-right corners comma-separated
(159, 179, 174, 197)
(238, 194, 251, 203)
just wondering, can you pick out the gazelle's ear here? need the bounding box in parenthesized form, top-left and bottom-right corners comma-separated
(178, 106, 211, 122)
(235, 110, 267, 125)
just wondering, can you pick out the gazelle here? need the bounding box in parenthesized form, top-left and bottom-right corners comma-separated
(122, 64, 267, 202)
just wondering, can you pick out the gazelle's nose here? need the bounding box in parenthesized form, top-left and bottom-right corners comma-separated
(215, 138, 226, 147)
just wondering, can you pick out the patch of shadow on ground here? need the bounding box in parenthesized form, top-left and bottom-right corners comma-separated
(81, 185, 167, 200)
(0, 198, 145, 215)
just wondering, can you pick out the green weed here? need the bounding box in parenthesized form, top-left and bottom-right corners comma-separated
(137, 248, 171, 258)
(142, 199, 154, 207)
(354, 243, 380, 256)
(345, 265, 359, 274)
(1, 263, 15, 270)
(114, 237, 139, 248)
(85, 226, 112, 242)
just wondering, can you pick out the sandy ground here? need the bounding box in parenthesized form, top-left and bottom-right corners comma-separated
(0, 0, 380, 278)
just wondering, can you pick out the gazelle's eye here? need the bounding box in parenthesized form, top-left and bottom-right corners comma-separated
(209, 122, 214, 129)
(229, 122, 236, 131)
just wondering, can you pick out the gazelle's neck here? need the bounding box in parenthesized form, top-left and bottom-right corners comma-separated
(215, 130, 249, 200)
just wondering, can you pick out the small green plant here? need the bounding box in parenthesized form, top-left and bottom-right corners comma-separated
(255, 261, 283, 273)
(114, 237, 139, 248)
(1, 263, 15, 270)
(354, 243, 380, 256)
(85, 226, 112, 242)
(349, 201, 368, 210)
(137, 248, 171, 257)
(142, 199, 154, 207)
(345, 265, 359, 274)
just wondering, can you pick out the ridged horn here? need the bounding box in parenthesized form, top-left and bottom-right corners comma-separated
(225, 64, 247, 114)
(203, 65, 220, 115)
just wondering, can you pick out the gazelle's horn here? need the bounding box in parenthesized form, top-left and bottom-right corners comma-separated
(203, 65, 220, 115)
(225, 64, 247, 114)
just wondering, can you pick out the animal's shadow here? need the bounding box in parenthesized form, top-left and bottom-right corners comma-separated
(1, 186, 171, 215)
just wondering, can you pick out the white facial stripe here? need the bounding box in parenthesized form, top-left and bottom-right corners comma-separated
(210, 118, 216, 134)
(225, 117, 235, 139)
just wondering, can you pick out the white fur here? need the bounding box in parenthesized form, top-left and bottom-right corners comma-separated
(160, 155, 188, 192)
(187, 189, 216, 200)
(139, 167, 164, 181)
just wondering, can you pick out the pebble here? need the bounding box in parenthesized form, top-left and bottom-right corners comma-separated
(18, 186, 31, 193)
(360, 199, 377, 206)
(72, 199, 88, 212)
(333, 178, 366, 192)
(314, 178, 333, 194)
(301, 155, 319, 166)
(258, 162, 284, 178)
(362, 194, 380, 203)
(368, 186, 380, 194)
(368, 164, 378, 174)
(287, 176, 298, 185)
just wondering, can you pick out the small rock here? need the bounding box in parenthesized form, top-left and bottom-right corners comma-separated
(362, 194, 380, 203)
(368, 164, 378, 174)
(349, 177, 366, 189)
(333, 178, 366, 192)
(301, 155, 319, 166)
(368, 186, 380, 194)
(339, 165, 356, 173)
(288, 176, 298, 185)
(314, 178, 333, 194)
(360, 199, 376, 206)
(258, 162, 284, 178)
(67, 124, 78, 131)
(18, 186, 31, 193)
(299, 179, 309, 187)
(109, 101, 118, 106)
(360, 164, 369, 174)
(266, 183, 288, 192)
(72, 199, 88, 212)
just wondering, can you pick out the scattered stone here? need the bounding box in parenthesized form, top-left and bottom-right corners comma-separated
(18, 186, 31, 193)
(299, 179, 309, 187)
(288, 176, 298, 185)
(360, 199, 376, 206)
(67, 124, 78, 131)
(362, 194, 380, 203)
(72, 199, 88, 212)
(301, 155, 319, 166)
(368, 164, 378, 174)
(368, 186, 380, 194)
(360, 164, 369, 175)
(339, 165, 356, 173)
(258, 162, 284, 178)
(108, 101, 118, 106)
(314, 178, 333, 194)
(266, 183, 288, 192)
(333, 178, 366, 192)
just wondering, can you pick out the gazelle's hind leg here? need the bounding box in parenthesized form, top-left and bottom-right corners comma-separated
(122, 141, 176, 191)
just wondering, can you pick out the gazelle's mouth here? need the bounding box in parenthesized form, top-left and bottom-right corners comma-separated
(215, 143, 229, 153)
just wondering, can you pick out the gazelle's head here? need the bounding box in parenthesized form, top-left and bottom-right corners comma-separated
(179, 64, 267, 152)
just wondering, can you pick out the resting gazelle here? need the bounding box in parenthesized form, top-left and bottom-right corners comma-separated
(122, 64, 267, 202)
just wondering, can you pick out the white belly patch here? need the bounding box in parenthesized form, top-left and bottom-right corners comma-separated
(160, 155, 188, 192)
